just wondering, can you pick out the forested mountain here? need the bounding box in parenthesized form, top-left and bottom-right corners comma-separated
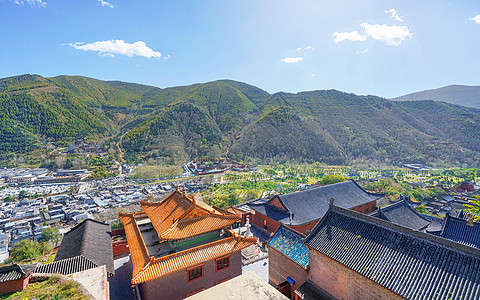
(392, 85, 480, 109)
(1, 74, 480, 167)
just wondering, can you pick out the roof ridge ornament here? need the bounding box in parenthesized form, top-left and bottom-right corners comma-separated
(329, 197, 335, 208)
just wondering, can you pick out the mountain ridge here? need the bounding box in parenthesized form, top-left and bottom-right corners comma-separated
(1, 74, 479, 167)
(392, 85, 480, 108)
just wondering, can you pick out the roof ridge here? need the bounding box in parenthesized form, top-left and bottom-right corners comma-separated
(323, 205, 480, 258)
(152, 236, 236, 263)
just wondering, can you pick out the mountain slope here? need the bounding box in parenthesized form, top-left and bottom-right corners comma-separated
(392, 85, 480, 108)
(1, 74, 480, 167)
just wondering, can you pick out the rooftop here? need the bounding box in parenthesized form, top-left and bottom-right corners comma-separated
(305, 205, 480, 300)
(250, 180, 383, 226)
(440, 214, 480, 249)
(120, 190, 257, 285)
(370, 199, 431, 230)
(0, 263, 37, 283)
(268, 225, 308, 268)
(54, 219, 114, 276)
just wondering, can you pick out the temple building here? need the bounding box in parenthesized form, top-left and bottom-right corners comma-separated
(268, 200, 480, 300)
(439, 213, 480, 249)
(301, 204, 480, 300)
(247, 180, 384, 234)
(120, 189, 257, 300)
(369, 198, 432, 231)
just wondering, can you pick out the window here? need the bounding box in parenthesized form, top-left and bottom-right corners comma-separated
(187, 266, 203, 282)
(216, 256, 230, 271)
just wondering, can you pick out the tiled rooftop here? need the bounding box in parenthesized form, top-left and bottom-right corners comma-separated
(268, 226, 308, 268)
(120, 190, 257, 285)
(133, 235, 257, 284)
(305, 206, 480, 300)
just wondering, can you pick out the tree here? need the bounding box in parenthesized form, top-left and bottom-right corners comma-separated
(38, 227, 61, 245)
(3, 195, 13, 203)
(320, 174, 348, 185)
(18, 190, 28, 199)
(10, 239, 52, 262)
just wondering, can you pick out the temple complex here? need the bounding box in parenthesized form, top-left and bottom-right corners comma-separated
(120, 188, 257, 299)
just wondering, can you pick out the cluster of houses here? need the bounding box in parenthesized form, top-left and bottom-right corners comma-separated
(1, 176, 480, 299)
(67, 140, 106, 154)
(0, 167, 92, 186)
(185, 158, 247, 176)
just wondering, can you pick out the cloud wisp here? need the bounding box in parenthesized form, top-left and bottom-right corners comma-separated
(12, 0, 46, 7)
(333, 31, 368, 43)
(98, 0, 113, 8)
(470, 14, 480, 24)
(280, 57, 303, 63)
(70, 40, 162, 59)
(385, 8, 403, 22)
(333, 23, 412, 46)
(361, 23, 412, 46)
(296, 46, 314, 51)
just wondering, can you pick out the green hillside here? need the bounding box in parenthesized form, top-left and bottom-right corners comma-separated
(1, 74, 480, 167)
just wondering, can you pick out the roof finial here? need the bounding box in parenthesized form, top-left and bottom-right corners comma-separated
(175, 185, 179, 192)
(183, 185, 187, 196)
(466, 213, 475, 227)
(329, 198, 335, 208)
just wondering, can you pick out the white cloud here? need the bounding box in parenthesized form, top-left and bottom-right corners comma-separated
(98, 0, 113, 8)
(296, 46, 314, 51)
(70, 40, 162, 59)
(385, 8, 403, 22)
(357, 49, 369, 54)
(333, 31, 368, 43)
(163, 54, 171, 61)
(470, 14, 480, 24)
(12, 0, 46, 7)
(361, 22, 412, 46)
(280, 57, 303, 63)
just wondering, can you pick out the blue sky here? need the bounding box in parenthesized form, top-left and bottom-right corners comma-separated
(1, 0, 479, 98)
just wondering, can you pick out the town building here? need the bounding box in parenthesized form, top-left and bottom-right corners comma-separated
(120, 188, 257, 300)
(247, 180, 384, 234)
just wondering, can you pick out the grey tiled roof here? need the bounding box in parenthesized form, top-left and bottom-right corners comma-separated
(251, 180, 383, 226)
(371, 200, 431, 230)
(305, 206, 480, 300)
(0, 263, 37, 283)
(34, 255, 98, 275)
(440, 214, 480, 249)
(55, 219, 114, 276)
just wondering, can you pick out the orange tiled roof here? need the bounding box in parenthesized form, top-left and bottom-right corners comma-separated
(132, 234, 257, 284)
(142, 190, 240, 239)
(160, 214, 240, 240)
(140, 191, 193, 234)
(119, 213, 150, 277)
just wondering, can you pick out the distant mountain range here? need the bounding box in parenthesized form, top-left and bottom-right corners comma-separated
(392, 85, 480, 108)
(1, 74, 480, 167)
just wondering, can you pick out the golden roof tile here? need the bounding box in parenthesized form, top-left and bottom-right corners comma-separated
(132, 235, 257, 284)
(119, 213, 150, 277)
(160, 214, 240, 240)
